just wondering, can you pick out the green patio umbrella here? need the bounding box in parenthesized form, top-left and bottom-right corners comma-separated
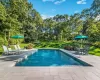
(11, 35, 24, 39)
(75, 35, 88, 40)
(75, 35, 88, 48)
(11, 35, 24, 44)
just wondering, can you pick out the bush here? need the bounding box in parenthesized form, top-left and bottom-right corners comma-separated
(26, 43, 34, 49)
(0, 37, 7, 54)
(94, 48, 100, 52)
(95, 53, 100, 56)
(93, 41, 100, 48)
(64, 46, 75, 50)
(89, 46, 96, 51)
(0, 37, 4, 45)
(8, 39, 13, 45)
(89, 46, 100, 56)
(0, 37, 8, 46)
(89, 51, 95, 55)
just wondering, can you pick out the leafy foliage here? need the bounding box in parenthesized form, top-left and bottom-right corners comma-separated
(0, 0, 100, 55)
(89, 46, 100, 56)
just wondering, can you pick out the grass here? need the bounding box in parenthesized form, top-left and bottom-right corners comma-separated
(20, 43, 29, 48)
(89, 46, 100, 56)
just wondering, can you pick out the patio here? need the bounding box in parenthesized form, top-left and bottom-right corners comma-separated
(0, 50, 100, 80)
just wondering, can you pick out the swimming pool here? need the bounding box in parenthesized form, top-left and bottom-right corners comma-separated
(15, 49, 91, 66)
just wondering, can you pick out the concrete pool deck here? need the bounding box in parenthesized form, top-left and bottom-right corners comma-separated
(0, 49, 100, 80)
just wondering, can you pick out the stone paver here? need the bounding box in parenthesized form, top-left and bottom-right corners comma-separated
(0, 49, 100, 80)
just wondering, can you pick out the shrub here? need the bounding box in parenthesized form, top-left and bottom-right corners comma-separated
(0, 37, 8, 46)
(64, 46, 75, 50)
(93, 41, 100, 48)
(94, 48, 100, 52)
(89, 51, 95, 55)
(8, 39, 13, 45)
(95, 53, 100, 56)
(89, 46, 96, 51)
(89, 46, 100, 56)
(0, 37, 4, 45)
(27, 43, 34, 49)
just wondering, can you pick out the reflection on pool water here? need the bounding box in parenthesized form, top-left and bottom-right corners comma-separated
(15, 49, 91, 66)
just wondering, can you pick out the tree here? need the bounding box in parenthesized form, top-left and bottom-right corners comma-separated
(0, 0, 43, 43)
(91, 0, 100, 17)
(0, 0, 100, 43)
(0, 2, 6, 32)
(80, 0, 100, 42)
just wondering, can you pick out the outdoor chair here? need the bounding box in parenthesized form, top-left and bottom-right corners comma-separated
(14, 45, 28, 52)
(83, 46, 90, 55)
(2, 45, 18, 55)
(14, 45, 18, 50)
(75, 47, 81, 54)
(17, 44, 24, 50)
(17, 44, 37, 51)
(76, 47, 89, 55)
(8, 47, 20, 54)
(14, 45, 35, 53)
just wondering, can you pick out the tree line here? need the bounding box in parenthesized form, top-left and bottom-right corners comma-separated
(42, 0, 100, 42)
(0, 0, 100, 44)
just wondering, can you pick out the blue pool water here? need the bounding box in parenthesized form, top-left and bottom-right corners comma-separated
(15, 49, 91, 66)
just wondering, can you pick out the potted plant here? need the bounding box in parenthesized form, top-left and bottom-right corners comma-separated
(27, 43, 33, 49)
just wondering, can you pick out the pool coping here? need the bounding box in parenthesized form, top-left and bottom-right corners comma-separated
(15, 49, 92, 67)
(16, 48, 59, 61)
(60, 49, 92, 67)
(15, 49, 38, 65)
(0, 49, 100, 80)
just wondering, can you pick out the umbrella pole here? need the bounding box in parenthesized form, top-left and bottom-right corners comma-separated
(16, 40, 17, 44)
(81, 39, 83, 48)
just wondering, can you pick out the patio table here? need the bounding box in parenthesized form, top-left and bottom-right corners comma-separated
(79, 48, 86, 55)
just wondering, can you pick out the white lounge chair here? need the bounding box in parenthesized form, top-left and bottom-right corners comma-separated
(13, 45, 37, 55)
(14, 45, 30, 52)
(8, 47, 20, 54)
(17, 44, 37, 51)
(2, 45, 18, 55)
(17, 44, 23, 50)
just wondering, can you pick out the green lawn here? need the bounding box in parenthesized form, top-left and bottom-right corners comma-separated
(20, 43, 29, 48)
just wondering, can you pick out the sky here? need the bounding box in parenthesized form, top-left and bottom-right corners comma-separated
(28, 0, 94, 19)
